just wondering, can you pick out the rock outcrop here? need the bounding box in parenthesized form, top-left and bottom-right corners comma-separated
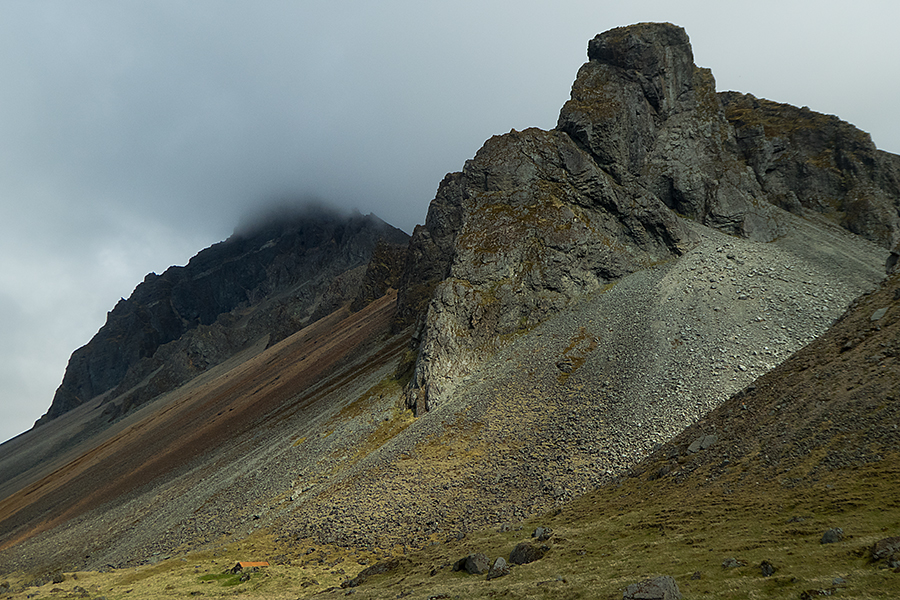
(400, 22, 859, 414)
(39, 208, 408, 424)
(721, 92, 900, 248)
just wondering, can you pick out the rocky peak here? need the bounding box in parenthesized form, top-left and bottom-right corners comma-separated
(586, 22, 695, 118)
(720, 92, 900, 248)
(398, 22, 899, 415)
(39, 208, 408, 425)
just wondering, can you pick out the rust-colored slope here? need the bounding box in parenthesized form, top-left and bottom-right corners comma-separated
(0, 292, 399, 552)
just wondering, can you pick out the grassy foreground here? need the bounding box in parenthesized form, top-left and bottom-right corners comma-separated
(2, 454, 898, 599)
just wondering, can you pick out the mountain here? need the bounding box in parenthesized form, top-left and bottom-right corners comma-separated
(39, 206, 409, 425)
(0, 22, 898, 597)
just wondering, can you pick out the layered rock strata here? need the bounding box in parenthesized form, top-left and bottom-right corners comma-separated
(40, 208, 408, 424)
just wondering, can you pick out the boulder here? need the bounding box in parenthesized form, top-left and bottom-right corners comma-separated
(487, 557, 510, 580)
(341, 558, 400, 588)
(871, 536, 900, 562)
(622, 575, 682, 600)
(509, 542, 549, 565)
(820, 528, 844, 544)
(452, 553, 490, 575)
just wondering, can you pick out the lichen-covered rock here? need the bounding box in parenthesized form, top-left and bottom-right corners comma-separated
(558, 23, 782, 242)
(401, 126, 696, 413)
(721, 92, 900, 248)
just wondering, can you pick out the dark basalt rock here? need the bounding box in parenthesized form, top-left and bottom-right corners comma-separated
(398, 22, 900, 415)
(720, 92, 900, 249)
(38, 208, 407, 425)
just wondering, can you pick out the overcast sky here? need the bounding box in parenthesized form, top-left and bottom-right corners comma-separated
(1, 1, 898, 444)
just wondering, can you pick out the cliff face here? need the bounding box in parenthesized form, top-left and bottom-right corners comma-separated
(399, 22, 900, 414)
(720, 92, 900, 248)
(40, 209, 408, 424)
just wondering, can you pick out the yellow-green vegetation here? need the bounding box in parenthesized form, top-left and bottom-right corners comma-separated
(3, 456, 896, 598)
(321, 361, 417, 471)
(311, 455, 900, 599)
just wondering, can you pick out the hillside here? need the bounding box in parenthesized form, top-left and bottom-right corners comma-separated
(1, 21, 899, 599)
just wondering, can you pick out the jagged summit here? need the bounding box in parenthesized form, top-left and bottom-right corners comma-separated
(1, 23, 897, 589)
(399, 21, 900, 414)
(38, 207, 408, 426)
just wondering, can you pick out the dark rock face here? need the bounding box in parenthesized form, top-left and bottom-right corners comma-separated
(721, 92, 900, 249)
(39, 209, 408, 424)
(399, 23, 774, 414)
(400, 126, 696, 413)
(398, 22, 900, 415)
(558, 23, 781, 241)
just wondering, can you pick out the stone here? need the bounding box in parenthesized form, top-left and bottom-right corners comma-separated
(687, 434, 717, 453)
(532, 527, 552, 541)
(622, 575, 682, 600)
(464, 553, 490, 575)
(760, 561, 776, 577)
(820, 528, 844, 544)
(487, 557, 510, 580)
(452, 553, 490, 575)
(871, 536, 900, 561)
(509, 542, 549, 565)
(341, 558, 400, 588)
(871, 307, 888, 321)
(721, 558, 745, 569)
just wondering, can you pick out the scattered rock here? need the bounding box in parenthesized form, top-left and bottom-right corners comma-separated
(687, 434, 718, 453)
(800, 589, 838, 599)
(721, 558, 746, 569)
(341, 558, 400, 588)
(487, 557, 510, 580)
(760, 560, 776, 577)
(622, 575, 682, 600)
(820, 528, 844, 544)
(870, 307, 888, 321)
(452, 553, 490, 575)
(871, 536, 900, 564)
(532, 527, 552, 541)
(509, 542, 549, 565)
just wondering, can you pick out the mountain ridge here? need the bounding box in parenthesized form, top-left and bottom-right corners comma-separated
(0, 22, 898, 597)
(38, 207, 408, 426)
